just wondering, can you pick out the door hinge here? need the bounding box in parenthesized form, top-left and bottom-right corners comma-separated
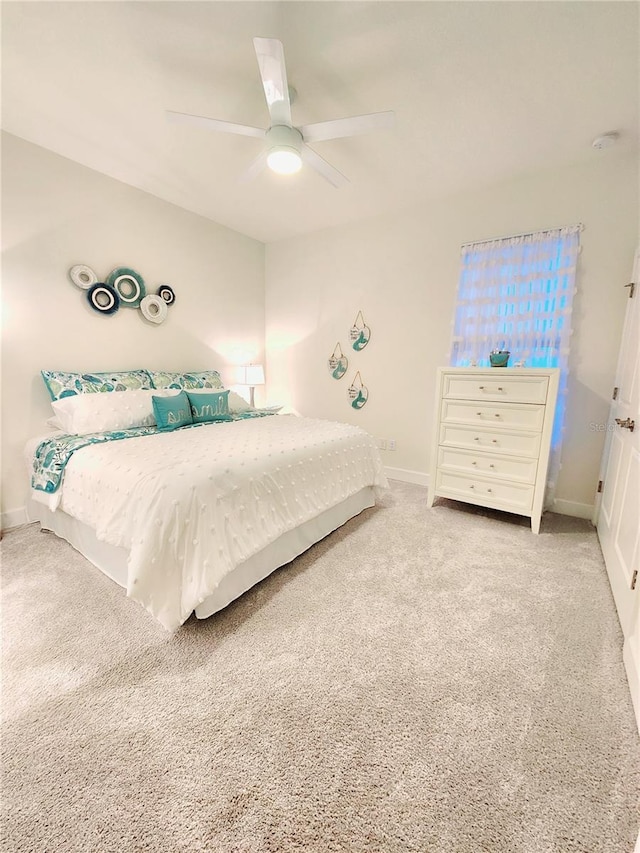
(597, 480, 603, 493)
(632, 569, 638, 591)
(612, 386, 619, 400)
(624, 282, 635, 298)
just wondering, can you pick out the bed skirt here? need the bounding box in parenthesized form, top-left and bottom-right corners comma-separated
(27, 487, 376, 620)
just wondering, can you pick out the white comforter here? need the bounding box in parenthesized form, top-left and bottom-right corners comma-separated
(45, 415, 387, 630)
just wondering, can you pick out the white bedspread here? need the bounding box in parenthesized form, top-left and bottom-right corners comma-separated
(42, 415, 387, 630)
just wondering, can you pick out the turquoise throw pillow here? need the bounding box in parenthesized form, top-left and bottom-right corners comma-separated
(41, 369, 153, 401)
(152, 391, 193, 431)
(187, 390, 232, 424)
(148, 370, 224, 391)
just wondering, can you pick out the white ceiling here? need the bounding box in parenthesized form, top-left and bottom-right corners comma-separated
(2, 1, 638, 243)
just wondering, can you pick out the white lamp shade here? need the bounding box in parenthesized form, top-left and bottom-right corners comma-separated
(240, 364, 265, 386)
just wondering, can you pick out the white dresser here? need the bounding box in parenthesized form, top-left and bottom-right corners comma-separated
(427, 368, 560, 533)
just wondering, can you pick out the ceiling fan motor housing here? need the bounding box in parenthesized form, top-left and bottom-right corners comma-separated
(266, 124, 303, 155)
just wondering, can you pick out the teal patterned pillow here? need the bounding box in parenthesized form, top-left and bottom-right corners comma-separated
(152, 391, 193, 432)
(187, 390, 232, 424)
(41, 369, 153, 401)
(148, 370, 224, 391)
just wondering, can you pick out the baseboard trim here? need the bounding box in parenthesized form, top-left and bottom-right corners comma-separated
(384, 467, 429, 487)
(551, 498, 594, 520)
(1, 506, 29, 532)
(623, 635, 640, 736)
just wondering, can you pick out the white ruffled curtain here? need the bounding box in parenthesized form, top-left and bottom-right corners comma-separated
(450, 224, 581, 504)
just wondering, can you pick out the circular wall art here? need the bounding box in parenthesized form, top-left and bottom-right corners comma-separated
(140, 293, 168, 325)
(157, 285, 176, 305)
(69, 264, 98, 290)
(87, 283, 120, 315)
(106, 267, 146, 308)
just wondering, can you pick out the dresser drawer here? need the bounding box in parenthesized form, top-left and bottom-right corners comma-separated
(441, 400, 545, 432)
(435, 470, 535, 512)
(439, 424, 542, 458)
(443, 374, 549, 404)
(437, 447, 538, 484)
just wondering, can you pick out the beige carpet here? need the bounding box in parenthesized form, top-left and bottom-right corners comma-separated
(1, 481, 639, 852)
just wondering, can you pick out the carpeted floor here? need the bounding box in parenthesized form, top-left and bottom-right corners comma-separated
(1, 481, 639, 853)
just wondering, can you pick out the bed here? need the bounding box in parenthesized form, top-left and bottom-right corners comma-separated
(26, 370, 388, 630)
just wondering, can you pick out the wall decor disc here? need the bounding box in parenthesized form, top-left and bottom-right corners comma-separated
(140, 293, 168, 324)
(87, 283, 120, 315)
(69, 264, 98, 290)
(157, 285, 176, 305)
(106, 267, 146, 307)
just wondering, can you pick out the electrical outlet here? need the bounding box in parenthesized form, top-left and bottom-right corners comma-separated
(377, 438, 387, 450)
(388, 439, 396, 451)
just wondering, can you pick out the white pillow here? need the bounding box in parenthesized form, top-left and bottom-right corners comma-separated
(227, 390, 253, 413)
(188, 388, 252, 413)
(51, 389, 178, 434)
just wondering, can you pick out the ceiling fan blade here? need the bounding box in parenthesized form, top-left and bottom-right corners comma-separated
(301, 145, 349, 189)
(166, 110, 265, 139)
(253, 37, 292, 127)
(300, 111, 395, 144)
(238, 151, 268, 185)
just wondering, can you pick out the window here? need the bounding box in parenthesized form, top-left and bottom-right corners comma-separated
(450, 224, 581, 501)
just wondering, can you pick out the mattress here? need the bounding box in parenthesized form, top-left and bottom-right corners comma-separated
(25, 415, 388, 629)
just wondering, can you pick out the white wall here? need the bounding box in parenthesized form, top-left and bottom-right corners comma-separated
(1, 132, 265, 521)
(265, 152, 638, 513)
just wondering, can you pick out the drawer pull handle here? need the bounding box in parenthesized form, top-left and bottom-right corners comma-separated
(472, 461, 477, 466)
(494, 414, 501, 418)
(479, 386, 485, 390)
(469, 484, 475, 489)
(489, 464, 495, 469)
(491, 439, 497, 443)
(474, 437, 480, 441)
(487, 488, 492, 493)
(497, 387, 503, 391)
(476, 412, 482, 416)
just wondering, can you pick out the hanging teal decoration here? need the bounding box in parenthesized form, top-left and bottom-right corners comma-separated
(349, 310, 371, 351)
(106, 267, 146, 308)
(327, 342, 348, 380)
(68, 264, 175, 322)
(347, 371, 368, 410)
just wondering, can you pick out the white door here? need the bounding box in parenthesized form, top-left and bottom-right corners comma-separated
(595, 249, 639, 636)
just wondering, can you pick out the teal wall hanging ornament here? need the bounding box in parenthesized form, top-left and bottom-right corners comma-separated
(347, 371, 369, 410)
(327, 342, 348, 380)
(106, 267, 146, 308)
(349, 310, 371, 351)
(67, 263, 176, 324)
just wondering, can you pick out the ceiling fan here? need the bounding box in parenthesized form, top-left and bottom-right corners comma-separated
(167, 37, 395, 188)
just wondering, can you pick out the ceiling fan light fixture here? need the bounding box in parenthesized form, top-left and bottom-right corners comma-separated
(267, 146, 302, 175)
(167, 38, 394, 189)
